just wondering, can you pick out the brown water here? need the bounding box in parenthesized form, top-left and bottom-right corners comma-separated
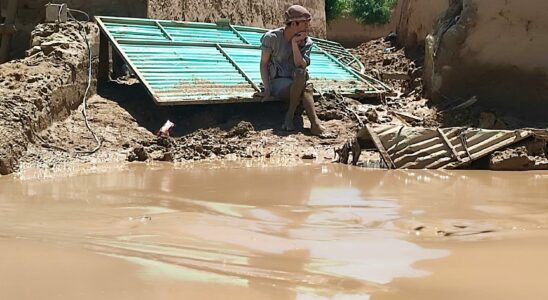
(1, 163, 547, 299)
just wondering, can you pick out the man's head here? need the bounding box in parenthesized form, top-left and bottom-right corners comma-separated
(284, 5, 311, 32)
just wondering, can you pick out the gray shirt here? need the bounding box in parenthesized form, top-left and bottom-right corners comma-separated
(260, 27, 313, 80)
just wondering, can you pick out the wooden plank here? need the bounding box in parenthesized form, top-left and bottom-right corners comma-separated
(382, 72, 411, 81)
(391, 110, 423, 122)
(366, 124, 396, 169)
(154, 95, 270, 106)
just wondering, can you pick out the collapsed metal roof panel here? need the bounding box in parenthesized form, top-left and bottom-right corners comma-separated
(96, 16, 390, 105)
(366, 124, 533, 169)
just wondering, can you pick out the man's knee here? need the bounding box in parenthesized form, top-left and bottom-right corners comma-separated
(303, 82, 314, 97)
(293, 68, 307, 83)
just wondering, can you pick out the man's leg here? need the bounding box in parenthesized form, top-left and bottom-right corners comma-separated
(282, 68, 307, 131)
(301, 83, 324, 135)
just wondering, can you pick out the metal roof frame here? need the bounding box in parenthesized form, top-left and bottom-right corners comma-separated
(95, 16, 391, 105)
(366, 125, 533, 169)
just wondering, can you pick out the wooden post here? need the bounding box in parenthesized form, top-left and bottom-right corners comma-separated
(98, 31, 110, 84)
(0, 0, 18, 63)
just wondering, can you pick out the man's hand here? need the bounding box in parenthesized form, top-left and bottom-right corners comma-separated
(261, 88, 275, 102)
(292, 32, 307, 46)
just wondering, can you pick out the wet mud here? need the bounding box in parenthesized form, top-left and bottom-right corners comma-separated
(1, 164, 547, 299)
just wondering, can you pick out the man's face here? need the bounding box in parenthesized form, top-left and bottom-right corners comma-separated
(295, 20, 310, 33)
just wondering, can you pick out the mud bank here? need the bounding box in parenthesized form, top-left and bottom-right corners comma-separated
(0, 22, 98, 175)
(424, 0, 548, 119)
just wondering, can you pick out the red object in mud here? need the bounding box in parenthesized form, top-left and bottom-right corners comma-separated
(156, 120, 175, 136)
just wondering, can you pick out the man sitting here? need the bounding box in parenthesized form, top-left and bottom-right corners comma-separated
(260, 5, 325, 136)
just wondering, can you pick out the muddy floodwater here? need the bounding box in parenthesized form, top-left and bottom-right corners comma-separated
(1, 163, 547, 299)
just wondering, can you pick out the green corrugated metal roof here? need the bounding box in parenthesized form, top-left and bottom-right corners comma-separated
(96, 16, 390, 105)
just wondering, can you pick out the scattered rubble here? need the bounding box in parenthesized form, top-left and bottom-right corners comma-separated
(490, 138, 548, 171)
(2, 25, 547, 173)
(337, 36, 548, 170)
(349, 35, 423, 95)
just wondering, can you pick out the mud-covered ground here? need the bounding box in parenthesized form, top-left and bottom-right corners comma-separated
(12, 34, 548, 173)
(18, 80, 366, 172)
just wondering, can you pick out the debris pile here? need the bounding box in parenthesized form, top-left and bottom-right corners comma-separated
(490, 137, 548, 171)
(349, 35, 423, 95)
(335, 36, 548, 171)
(134, 126, 251, 162)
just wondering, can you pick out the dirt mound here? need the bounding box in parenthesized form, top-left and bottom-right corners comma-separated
(16, 83, 360, 173)
(0, 22, 98, 175)
(349, 36, 422, 93)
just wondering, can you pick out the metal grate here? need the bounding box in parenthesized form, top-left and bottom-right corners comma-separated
(367, 124, 533, 169)
(97, 16, 390, 105)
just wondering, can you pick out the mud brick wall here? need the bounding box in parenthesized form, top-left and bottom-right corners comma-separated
(149, 0, 327, 38)
(0, 0, 147, 60)
(0, 22, 99, 175)
(2, 0, 325, 60)
(327, 0, 449, 48)
(424, 0, 548, 120)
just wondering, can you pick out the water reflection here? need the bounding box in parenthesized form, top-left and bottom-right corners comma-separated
(1, 164, 546, 299)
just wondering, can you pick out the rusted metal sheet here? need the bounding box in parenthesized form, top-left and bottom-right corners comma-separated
(95, 16, 390, 105)
(367, 125, 533, 169)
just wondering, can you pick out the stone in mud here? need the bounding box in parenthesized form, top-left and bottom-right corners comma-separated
(131, 146, 149, 162)
(227, 121, 254, 137)
(301, 153, 317, 160)
(365, 108, 379, 123)
(155, 136, 174, 148)
(478, 112, 507, 129)
(490, 146, 535, 171)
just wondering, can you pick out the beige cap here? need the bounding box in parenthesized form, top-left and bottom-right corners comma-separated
(284, 5, 312, 24)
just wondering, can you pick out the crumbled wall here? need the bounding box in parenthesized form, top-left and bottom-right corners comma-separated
(424, 0, 548, 119)
(0, 22, 98, 175)
(396, 0, 450, 49)
(149, 0, 327, 38)
(327, 0, 449, 48)
(0, 0, 146, 60)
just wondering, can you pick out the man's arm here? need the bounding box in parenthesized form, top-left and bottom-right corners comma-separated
(292, 33, 308, 68)
(260, 50, 272, 97)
